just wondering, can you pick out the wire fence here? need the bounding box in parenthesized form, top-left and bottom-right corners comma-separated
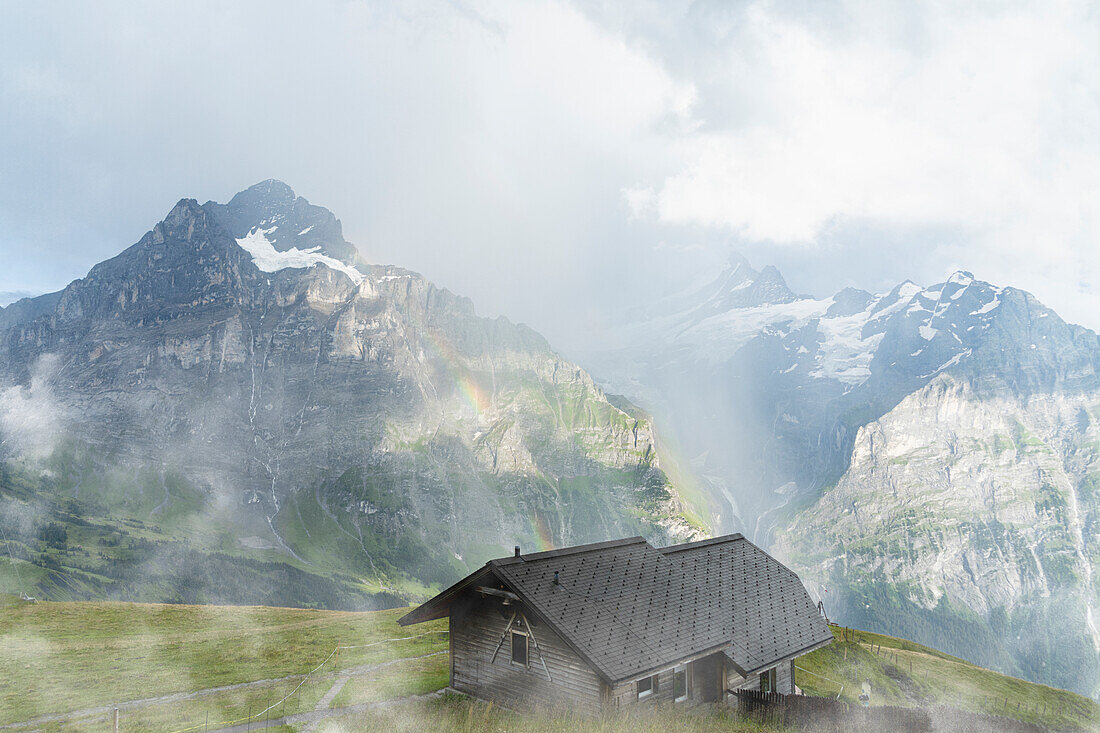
(163, 630, 448, 733)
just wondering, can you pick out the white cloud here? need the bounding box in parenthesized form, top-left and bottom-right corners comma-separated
(0, 354, 63, 460)
(619, 0, 1100, 327)
(1, 0, 1099, 342)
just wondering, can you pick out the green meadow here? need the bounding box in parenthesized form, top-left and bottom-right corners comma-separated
(0, 597, 1096, 732)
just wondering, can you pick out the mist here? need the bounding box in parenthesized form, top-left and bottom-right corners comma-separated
(0, 354, 62, 461)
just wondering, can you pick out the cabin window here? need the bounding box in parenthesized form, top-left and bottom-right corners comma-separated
(510, 631, 528, 666)
(673, 664, 688, 702)
(760, 667, 777, 693)
(637, 674, 657, 699)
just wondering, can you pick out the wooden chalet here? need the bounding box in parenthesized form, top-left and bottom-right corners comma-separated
(398, 534, 832, 709)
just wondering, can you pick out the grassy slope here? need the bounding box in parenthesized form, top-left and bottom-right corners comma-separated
(797, 625, 1098, 731)
(0, 459, 409, 610)
(0, 599, 1096, 732)
(315, 695, 782, 733)
(0, 595, 445, 731)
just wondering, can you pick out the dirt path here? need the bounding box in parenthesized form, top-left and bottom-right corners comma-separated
(313, 677, 350, 713)
(210, 689, 448, 733)
(296, 651, 447, 733)
(0, 673, 312, 731)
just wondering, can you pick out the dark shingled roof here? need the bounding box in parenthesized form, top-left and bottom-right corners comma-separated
(659, 536, 833, 675)
(399, 534, 831, 685)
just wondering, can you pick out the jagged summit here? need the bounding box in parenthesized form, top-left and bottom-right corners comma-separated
(229, 179, 297, 209)
(153, 198, 212, 243)
(205, 180, 359, 265)
(668, 253, 800, 324)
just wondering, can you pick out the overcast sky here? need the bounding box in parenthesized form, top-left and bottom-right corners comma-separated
(2, 0, 1098, 350)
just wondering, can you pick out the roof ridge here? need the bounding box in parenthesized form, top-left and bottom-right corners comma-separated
(658, 533, 744, 553)
(490, 536, 648, 565)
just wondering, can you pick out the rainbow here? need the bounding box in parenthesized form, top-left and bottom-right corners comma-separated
(419, 327, 557, 553)
(420, 329, 492, 417)
(526, 512, 556, 552)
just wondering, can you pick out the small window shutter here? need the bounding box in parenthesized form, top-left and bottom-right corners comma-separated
(511, 632, 528, 665)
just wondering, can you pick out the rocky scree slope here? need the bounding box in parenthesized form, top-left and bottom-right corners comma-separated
(0, 180, 695, 607)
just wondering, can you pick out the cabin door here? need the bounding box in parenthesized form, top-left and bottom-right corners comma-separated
(693, 655, 722, 702)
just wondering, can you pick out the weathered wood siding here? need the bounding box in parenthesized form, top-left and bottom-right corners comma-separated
(606, 666, 677, 708)
(450, 595, 603, 710)
(605, 652, 726, 708)
(727, 659, 795, 696)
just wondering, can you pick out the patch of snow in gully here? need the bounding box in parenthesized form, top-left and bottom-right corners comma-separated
(236, 227, 363, 285)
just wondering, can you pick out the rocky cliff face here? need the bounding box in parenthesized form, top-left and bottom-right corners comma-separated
(582, 255, 1100, 697)
(774, 376, 1099, 696)
(0, 180, 694, 606)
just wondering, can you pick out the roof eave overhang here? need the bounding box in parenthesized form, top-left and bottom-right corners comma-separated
(610, 640, 735, 687)
(397, 565, 493, 626)
(737, 634, 835, 678)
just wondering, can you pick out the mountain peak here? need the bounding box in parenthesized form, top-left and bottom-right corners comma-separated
(225, 179, 299, 224)
(726, 251, 753, 273)
(757, 264, 788, 284)
(165, 197, 204, 223)
(673, 253, 799, 319)
(206, 181, 359, 265)
(946, 270, 975, 287)
(152, 198, 211, 244)
(233, 178, 296, 203)
(826, 286, 875, 317)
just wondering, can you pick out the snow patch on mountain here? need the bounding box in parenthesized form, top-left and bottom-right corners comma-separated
(973, 297, 1001, 315)
(236, 227, 363, 285)
(678, 298, 828, 364)
(813, 307, 883, 385)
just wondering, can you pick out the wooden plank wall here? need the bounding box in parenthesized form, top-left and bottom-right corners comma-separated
(450, 596, 603, 710)
(605, 652, 726, 707)
(727, 659, 796, 698)
(606, 666, 678, 708)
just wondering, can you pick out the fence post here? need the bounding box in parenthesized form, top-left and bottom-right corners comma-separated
(113, 708, 119, 733)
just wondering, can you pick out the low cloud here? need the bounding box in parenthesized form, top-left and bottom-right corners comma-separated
(0, 354, 63, 460)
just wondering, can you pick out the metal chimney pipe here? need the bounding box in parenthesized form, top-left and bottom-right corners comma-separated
(553, 571, 559, 585)
(514, 546, 521, 558)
